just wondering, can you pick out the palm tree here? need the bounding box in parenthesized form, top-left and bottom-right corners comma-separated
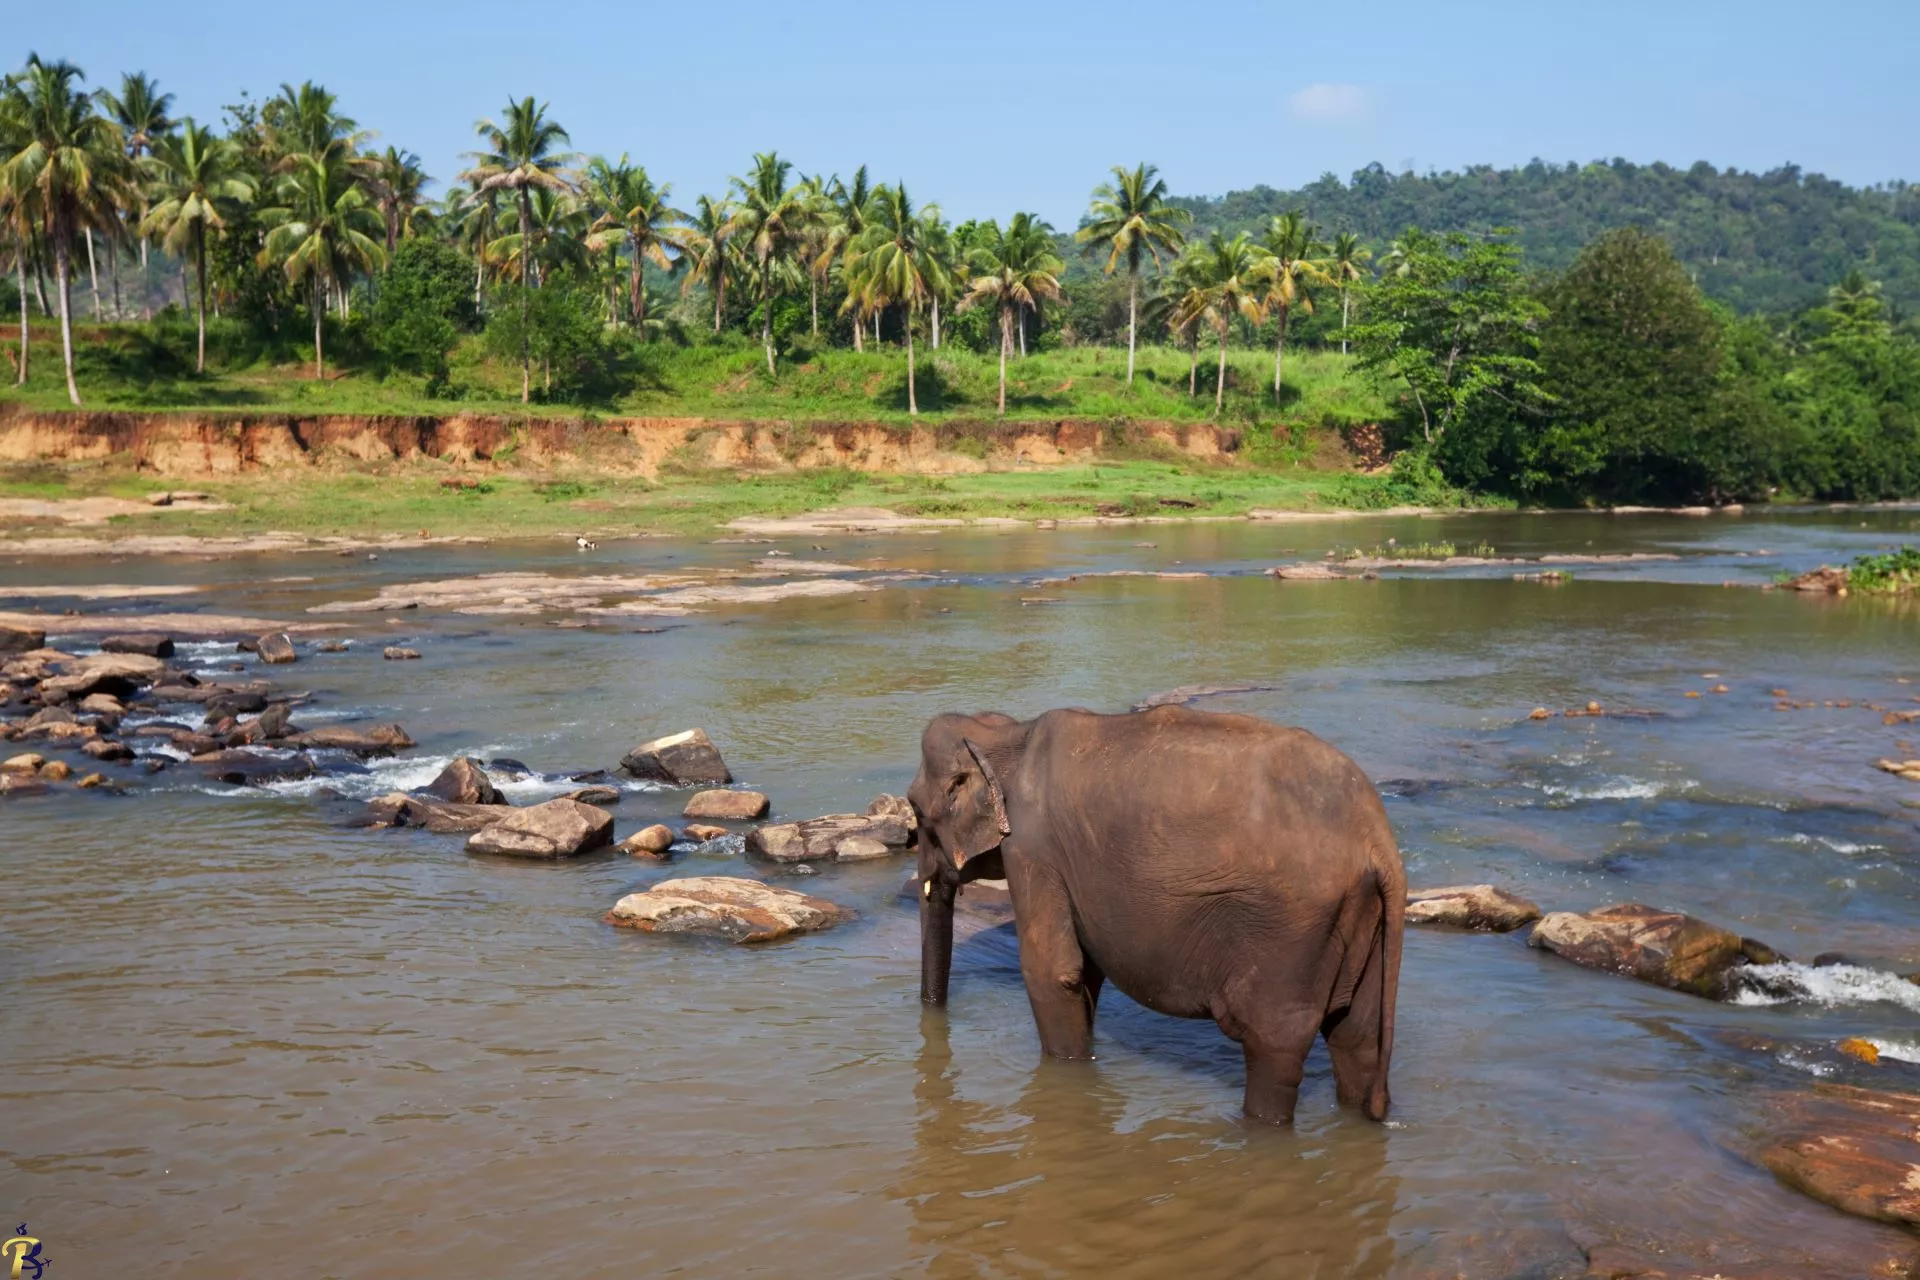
(102, 71, 172, 319)
(256, 148, 384, 378)
(444, 177, 497, 305)
(263, 81, 363, 164)
(1075, 163, 1190, 389)
(582, 155, 684, 334)
(918, 204, 957, 349)
(845, 183, 947, 415)
(1329, 232, 1370, 355)
(729, 151, 814, 375)
(2, 55, 127, 406)
(958, 213, 1065, 414)
(461, 97, 575, 401)
(1256, 210, 1328, 402)
(0, 82, 34, 384)
(680, 193, 737, 334)
(141, 119, 253, 373)
(1171, 232, 1264, 416)
(369, 147, 429, 255)
(818, 166, 875, 350)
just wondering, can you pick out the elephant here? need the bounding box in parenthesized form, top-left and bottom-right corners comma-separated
(908, 705, 1405, 1125)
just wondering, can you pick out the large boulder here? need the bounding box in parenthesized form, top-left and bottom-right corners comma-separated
(1407, 885, 1543, 932)
(1758, 1084, 1920, 1225)
(40, 652, 167, 701)
(683, 788, 769, 820)
(1528, 903, 1776, 999)
(619, 823, 676, 856)
(364, 792, 510, 833)
(193, 749, 317, 786)
(256, 632, 298, 664)
(605, 876, 855, 943)
(284, 724, 416, 756)
(100, 633, 176, 658)
(424, 756, 504, 805)
(2, 752, 45, 774)
(619, 728, 733, 786)
(466, 797, 614, 858)
(229, 702, 295, 745)
(0, 625, 46, 655)
(748, 810, 914, 863)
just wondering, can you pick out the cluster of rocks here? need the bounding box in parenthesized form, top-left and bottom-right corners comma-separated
(2, 626, 424, 798)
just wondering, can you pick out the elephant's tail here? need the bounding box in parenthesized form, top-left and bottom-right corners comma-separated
(1368, 840, 1405, 1122)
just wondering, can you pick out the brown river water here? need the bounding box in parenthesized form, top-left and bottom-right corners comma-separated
(3, 508, 1919, 1278)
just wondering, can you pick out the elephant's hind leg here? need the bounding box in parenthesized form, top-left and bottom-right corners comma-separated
(1006, 857, 1100, 1060)
(1229, 1003, 1323, 1125)
(1323, 935, 1389, 1117)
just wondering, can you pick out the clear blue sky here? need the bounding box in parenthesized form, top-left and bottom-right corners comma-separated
(19, 0, 1918, 223)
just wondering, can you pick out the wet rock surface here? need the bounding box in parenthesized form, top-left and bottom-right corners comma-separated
(683, 788, 769, 820)
(365, 792, 511, 834)
(424, 756, 504, 806)
(619, 823, 675, 856)
(466, 798, 614, 858)
(256, 632, 298, 664)
(619, 728, 732, 785)
(1529, 903, 1776, 999)
(0, 624, 46, 654)
(605, 876, 855, 943)
(747, 806, 914, 862)
(100, 633, 176, 657)
(1408, 884, 1544, 932)
(1757, 1084, 1920, 1226)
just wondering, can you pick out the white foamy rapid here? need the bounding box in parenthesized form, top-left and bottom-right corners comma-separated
(1729, 962, 1920, 1012)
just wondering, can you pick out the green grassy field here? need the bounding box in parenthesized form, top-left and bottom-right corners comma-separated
(0, 318, 1387, 427)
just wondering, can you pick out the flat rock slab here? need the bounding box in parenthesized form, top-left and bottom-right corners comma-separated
(606, 876, 855, 943)
(620, 728, 732, 786)
(683, 788, 769, 820)
(41, 652, 168, 699)
(748, 811, 913, 862)
(99, 633, 176, 657)
(467, 797, 614, 858)
(1408, 885, 1544, 932)
(284, 724, 416, 756)
(1758, 1083, 1920, 1225)
(1529, 902, 1772, 999)
(365, 792, 511, 833)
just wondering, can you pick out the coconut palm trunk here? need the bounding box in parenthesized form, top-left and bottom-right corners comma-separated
(997, 307, 1011, 415)
(1272, 304, 1291, 402)
(312, 271, 325, 378)
(809, 277, 818, 337)
(713, 275, 724, 333)
(108, 235, 121, 321)
(140, 239, 151, 321)
(518, 188, 533, 403)
(1187, 335, 1197, 396)
(905, 310, 917, 415)
(1213, 329, 1228, 416)
(1340, 289, 1350, 355)
(761, 282, 774, 376)
(14, 250, 28, 386)
(51, 207, 82, 405)
(1126, 268, 1138, 385)
(192, 221, 209, 374)
(85, 227, 100, 318)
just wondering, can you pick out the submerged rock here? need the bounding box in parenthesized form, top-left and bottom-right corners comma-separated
(100, 633, 176, 657)
(466, 797, 614, 858)
(605, 876, 855, 943)
(1407, 885, 1543, 932)
(423, 756, 504, 806)
(1758, 1083, 1920, 1225)
(1528, 903, 1777, 999)
(256, 632, 298, 664)
(619, 728, 732, 786)
(383, 646, 422, 661)
(683, 788, 769, 820)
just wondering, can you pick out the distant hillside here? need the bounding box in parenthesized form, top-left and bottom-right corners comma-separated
(1169, 160, 1920, 314)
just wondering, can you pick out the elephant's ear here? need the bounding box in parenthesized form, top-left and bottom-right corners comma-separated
(948, 738, 1011, 867)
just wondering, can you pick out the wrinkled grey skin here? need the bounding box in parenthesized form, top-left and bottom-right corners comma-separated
(909, 706, 1405, 1124)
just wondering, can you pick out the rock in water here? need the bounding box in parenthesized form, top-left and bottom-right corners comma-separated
(867, 793, 918, 830)
(683, 823, 730, 842)
(619, 728, 732, 786)
(1528, 903, 1775, 998)
(561, 786, 621, 807)
(0, 625, 46, 655)
(748, 811, 914, 862)
(4, 753, 49, 774)
(619, 823, 675, 856)
(424, 756, 504, 806)
(1758, 1084, 1920, 1225)
(683, 789, 769, 820)
(364, 792, 511, 833)
(604, 876, 855, 943)
(466, 798, 614, 858)
(283, 724, 415, 756)
(383, 647, 422, 661)
(40, 653, 168, 700)
(100, 633, 176, 657)
(193, 749, 317, 786)
(1407, 885, 1544, 932)
(256, 632, 298, 665)
(80, 738, 133, 761)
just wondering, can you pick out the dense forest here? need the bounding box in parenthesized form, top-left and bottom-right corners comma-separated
(1171, 161, 1920, 316)
(3, 53, 1917, 511)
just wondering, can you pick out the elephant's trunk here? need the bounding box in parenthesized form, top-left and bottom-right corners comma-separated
(920, 875, 957, 1004)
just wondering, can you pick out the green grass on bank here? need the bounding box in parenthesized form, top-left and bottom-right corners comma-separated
(0, 457, 1473, 542)
(0, 318, 1387, 428)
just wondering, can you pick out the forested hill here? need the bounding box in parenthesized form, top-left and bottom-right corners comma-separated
(1171, 160, 1920, 314)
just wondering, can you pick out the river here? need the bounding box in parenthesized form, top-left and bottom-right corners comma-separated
(3, 506, 1918, 1277)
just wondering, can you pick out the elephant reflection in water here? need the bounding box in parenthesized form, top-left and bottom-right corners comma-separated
(897, 990, 1401, 1279)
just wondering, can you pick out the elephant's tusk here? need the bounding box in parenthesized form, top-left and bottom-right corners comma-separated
(922, 878, 933, 899)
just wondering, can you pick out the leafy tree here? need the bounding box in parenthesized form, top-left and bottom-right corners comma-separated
(483, 276, 602, 398)
(2, 55, 127, 405)
(257, 147, 385, 377)
(1349, 227, 1544, 448)
(680, 193, 737, 335)
(1255, 210, 1328, 401)
(1170, 232, 1264, 415)
(101, 71, 173, 318)
(0, 78, 37, 384)
(845, 182, 946, 414)
(729, 151, 813, 375)
(462, 97, 575, 401)
(1076, 162, 1190, 388)
(958, 213, 1065, 413)
(1779, 270, 1920, 500)
(582, 155, 684, 334)
(141, 119, 254, 372)
(371, 236, 476, 389)
(1329, 231, 1370, 353)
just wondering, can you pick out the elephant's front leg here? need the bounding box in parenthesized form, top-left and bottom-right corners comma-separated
(1005, 854, 1103, 1060)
